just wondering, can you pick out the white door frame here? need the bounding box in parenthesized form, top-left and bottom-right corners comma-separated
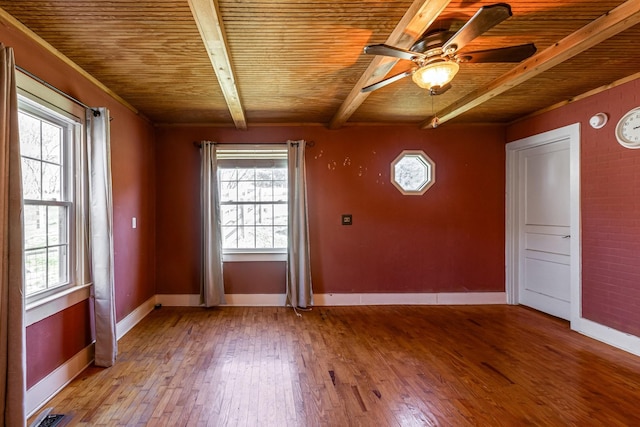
(505, 123, 581, 329)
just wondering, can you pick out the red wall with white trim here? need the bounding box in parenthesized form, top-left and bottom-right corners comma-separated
(1, 21, 156, 387)
(507, 77, 640, 337)
(155, 124, 507, 295)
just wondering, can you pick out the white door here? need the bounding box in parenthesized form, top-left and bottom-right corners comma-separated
(517, 140, 571, 320)
(507, 123, 580, 326)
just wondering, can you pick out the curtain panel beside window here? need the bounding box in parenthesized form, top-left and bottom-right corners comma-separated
(0, 43, 27, 427)
(286, 140, 313, 309)
(200, 141, 225, 307)
(86, 107, 117, 367)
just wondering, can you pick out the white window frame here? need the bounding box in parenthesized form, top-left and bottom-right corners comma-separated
(217, 144, 288, 262)
(391, 150, 436, 195)
(19, 98, 75, 298)
(17, 71, 91, 325)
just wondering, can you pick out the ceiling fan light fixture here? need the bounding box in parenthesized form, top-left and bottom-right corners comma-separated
(412, 61, 459, 90)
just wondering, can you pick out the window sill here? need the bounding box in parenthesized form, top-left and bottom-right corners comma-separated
(223, 252, 287, 262)
(26, 283, 92, 326)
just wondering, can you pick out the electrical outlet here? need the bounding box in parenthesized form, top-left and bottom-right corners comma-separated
(341, 214, 352, 225)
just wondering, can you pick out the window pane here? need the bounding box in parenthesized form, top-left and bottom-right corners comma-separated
(240, 204, 256, 225)
(255, 226, 273, 248)
(42, 121, 62, 163)
(238, 181, 255, 202)
(274, 180, 287, 202)
(220, 180, 238, 202)
(391, 151, 433, 194)
(42, 162, 62, 201)
(25, 248, 47, 294)
(256, 182, 274, 202)
(22, 158, 42, 200)
(217, 153, 288, 251)
(20, 95, 77, 299)
(257, 205, 273, 226)
(273, 168, 286, 180)
(221, 205, 238, 226)
(18, 112, 41, 159)
(47, 245, 68, 287)
(395, 156, 427, 191)
(273, 204, 287, 226)
(24, 205, 47, 249)
(274, 226, 288, 248)
(237, 226, 255, 248)
(219, 168, 237, 181)
(48, 206, 67, 245)
(222, 226, 237, 248)
(256, 168, 272, 181)
(237, 168, 255, 181)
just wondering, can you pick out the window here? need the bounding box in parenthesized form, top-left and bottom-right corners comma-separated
(18, 88, 83, 301)
(218, 147, 288, 253)
(391, 150, 435, 195)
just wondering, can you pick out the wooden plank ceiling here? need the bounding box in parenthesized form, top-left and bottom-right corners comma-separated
(0, 0, 638, 128)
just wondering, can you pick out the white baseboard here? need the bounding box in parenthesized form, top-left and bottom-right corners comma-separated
(155, 293, 287, 307)
(155, 293, 202, 307)
(26, 343, 94, 417)
(314, 292, 506, 306)
(156, 292, 507, 307)
(576, 318, 640, 357)
(436, 292, 506, 305)
(116, 296, 156, 340)
(225, 293, 287, 306)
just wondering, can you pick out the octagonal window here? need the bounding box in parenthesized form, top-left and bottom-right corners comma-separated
(391, 150, 435, 195)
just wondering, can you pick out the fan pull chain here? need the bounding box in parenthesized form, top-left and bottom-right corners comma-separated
(430, 90, 439, 128)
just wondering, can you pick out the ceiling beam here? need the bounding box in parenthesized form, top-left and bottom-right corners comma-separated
(421, 0, 640, 129)
(188, 0, 247, 130)
(328, 0, 453, 130)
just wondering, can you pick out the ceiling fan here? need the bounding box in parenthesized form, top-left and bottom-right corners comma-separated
(361, 3, 536, 95)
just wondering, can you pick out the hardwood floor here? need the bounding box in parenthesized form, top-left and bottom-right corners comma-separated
(31, 305, 640, 426)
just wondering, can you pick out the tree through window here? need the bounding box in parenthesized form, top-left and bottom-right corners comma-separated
(19, 99, 75, 296)
(391, 150, 435, 195)
(218, 148, 288, 251)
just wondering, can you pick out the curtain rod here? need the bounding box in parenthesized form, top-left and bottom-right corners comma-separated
(15, 65, 98, 115)
(193, 141, 315, 148)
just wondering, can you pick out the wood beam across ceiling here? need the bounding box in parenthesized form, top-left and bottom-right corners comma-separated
(421, 0, 640, 129)
(328, 0, 452, 130)
(188, 0, 247, 130)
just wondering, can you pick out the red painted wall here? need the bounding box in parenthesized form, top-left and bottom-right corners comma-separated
(224, 262, 286, 294)
(25, 301, 92, 389)
(507, 78, 640, 337)
(1, 21, 156, 385)
(155, 125, 506, 295)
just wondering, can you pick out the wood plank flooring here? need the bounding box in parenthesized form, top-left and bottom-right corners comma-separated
(30, 305, 640, 426)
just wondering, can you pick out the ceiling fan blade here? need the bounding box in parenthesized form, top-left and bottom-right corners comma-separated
(361, 69, 416, 93)
(363, 44, 424, 61)
(458, 43, 536, 63)
(443, 3, 512, 54)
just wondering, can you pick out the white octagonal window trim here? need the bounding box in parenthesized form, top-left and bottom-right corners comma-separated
(391, 150, 435, 195)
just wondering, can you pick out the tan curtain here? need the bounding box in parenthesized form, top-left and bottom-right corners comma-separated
(200, 141, 225, 306)
(86, 107, 117, 367)
(286, 140, 313, 309)
(0, 44, 26, 427)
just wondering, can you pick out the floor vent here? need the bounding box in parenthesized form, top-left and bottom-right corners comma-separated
(29, 408, 66, 427)
(36, 414, 65, 427)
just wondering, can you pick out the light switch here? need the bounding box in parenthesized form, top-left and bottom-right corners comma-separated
(132, 217, 137, 229)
